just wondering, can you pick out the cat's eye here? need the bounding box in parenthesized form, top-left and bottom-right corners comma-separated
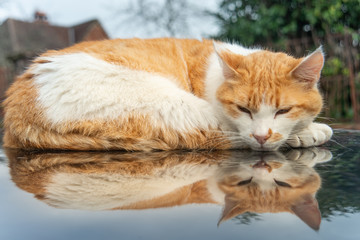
(237, 177, 253, 186)
(237, 106, 252, 116)
(274, 179, 292, 188)
(275, 107, 292, 116)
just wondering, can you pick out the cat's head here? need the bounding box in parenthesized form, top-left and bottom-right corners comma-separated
(214, 44, 324, 150)
(216, 151, 323, 230)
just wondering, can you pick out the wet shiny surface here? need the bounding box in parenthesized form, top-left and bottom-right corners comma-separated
(0, 129, 359, 240)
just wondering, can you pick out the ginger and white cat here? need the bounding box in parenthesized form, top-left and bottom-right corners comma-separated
(7, 148, 332, 230)
(3, 38, 332, 151)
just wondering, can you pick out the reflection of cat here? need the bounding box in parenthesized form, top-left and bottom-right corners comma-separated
(3, 38, 332, 151)
(7, 148, 331, 230)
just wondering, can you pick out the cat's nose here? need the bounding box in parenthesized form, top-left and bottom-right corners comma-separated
(253, 134, 270, 145)
(252, 160, 272, 172)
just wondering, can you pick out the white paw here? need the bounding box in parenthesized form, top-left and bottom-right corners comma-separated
(285, 148, 333, 166)
(310, 147, 333, 164)
(287, 123, 333, 148)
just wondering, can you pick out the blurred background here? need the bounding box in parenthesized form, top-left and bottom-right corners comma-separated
(0, 0, 359, 128)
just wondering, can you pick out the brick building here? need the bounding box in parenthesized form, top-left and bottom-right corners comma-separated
(0, 12, 109, 100)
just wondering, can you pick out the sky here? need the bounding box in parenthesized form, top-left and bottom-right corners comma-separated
(0, 0, 220, 39)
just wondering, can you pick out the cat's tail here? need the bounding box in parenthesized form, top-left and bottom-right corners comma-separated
(3, 128, 168, 151)
(3, 126, 231, 151)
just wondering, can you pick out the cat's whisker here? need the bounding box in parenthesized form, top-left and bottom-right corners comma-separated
(328, 139, 351, 150)
(200, 136, 229, 149)
(207, 138, 233, 151)
(328, 123, 346, 126)
(316, 116, 335, 121)
(202, 134, 246, 150)
(227, 135, 244, 140)
(214, 140, 244, 148)
(209, 136, 247, 150)
(208, 130, 241, 137)
(199, 132, 246, 149)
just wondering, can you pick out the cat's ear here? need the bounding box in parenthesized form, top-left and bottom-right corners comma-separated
(291, 47, 325, 88)
(291, 194, 321, 231)
(213, 42, 241, 80)
(218, 196, 247, 226)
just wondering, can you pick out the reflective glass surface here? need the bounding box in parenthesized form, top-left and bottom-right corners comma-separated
(0, 130, 359, 240)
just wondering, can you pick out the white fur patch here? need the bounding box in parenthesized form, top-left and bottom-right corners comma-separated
(44, 163, 217, 210)
(32, 53, 218, 132)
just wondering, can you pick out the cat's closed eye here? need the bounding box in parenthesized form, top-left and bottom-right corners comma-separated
(237, 177, 253, 186)
(275, 107, 292, 117)
(237, 105, 252, 118)
(274, 179, 292, 187)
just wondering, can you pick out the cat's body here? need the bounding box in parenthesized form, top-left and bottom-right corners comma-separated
(3, 38, 332, 151)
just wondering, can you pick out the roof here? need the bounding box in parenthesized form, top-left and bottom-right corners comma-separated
(72, 19, 107, 43)
(0, 18, 108, 65)
(3, 18, 70, 54)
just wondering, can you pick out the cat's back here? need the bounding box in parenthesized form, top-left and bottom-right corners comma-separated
(45, 38, 213, 92)
(3, 38, 221, 151)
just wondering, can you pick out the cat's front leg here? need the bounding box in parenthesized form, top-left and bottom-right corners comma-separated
(287, 122, 333, 148)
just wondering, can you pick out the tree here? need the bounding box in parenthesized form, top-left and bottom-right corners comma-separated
(213, 0, 359, 46)
(109, 0, 212, 38)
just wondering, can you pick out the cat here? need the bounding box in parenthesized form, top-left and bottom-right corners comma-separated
(6, 148, 332, 230)
(3, 38, 333, 151)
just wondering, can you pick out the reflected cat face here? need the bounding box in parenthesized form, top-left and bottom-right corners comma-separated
(215, 151, 325, 230)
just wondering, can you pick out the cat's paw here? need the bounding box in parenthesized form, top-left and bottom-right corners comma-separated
(285, 148, 333, 166)
(287, 123, 333, 148)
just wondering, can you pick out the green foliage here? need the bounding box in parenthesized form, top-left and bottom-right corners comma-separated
(322, 57, 349, 76)
(213, 0, 360, 46)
